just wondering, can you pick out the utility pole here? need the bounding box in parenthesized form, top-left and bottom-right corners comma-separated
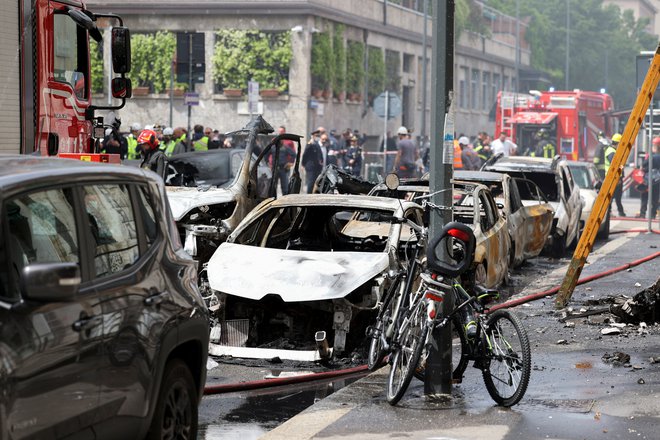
(565, 0, 570, 90)
(420, 0, 428, 143)
(425, 0, 455, 398)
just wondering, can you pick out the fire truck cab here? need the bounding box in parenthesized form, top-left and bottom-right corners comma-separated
(495, 90, 616, 162)
(1, 0, 131, 157)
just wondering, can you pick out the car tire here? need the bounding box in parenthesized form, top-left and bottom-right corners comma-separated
(147, 359, 198, 440)
(596, 209, 610, 241)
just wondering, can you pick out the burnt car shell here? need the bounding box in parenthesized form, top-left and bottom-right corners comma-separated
(205, 194, 424, 361)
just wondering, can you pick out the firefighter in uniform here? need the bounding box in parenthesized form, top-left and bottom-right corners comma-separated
(138, 129, 168, 180)
(531, 128, 556, 158)
(605, 133, 626, 217)
(159, 127, 177, 157)
(474, 131, 491, 164)
(593, 131, 610, 179)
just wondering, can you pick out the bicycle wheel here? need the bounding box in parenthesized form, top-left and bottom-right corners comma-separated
(387, 298, 428, 405)
(367, 277, 402, 371)
(481, 310, 531, 407)
(413, 315, 468, 382)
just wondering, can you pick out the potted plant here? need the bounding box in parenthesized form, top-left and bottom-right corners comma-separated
(346, 40, 364, 102)
(367, 45, 385, 103)
(213, 30, 292, 96)
(170, 82, 188, 97)
(310, 31, 333, 98)
(332, 24, 346, 102)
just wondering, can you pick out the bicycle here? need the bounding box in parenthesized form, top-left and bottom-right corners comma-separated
(386, 221, 531, 407)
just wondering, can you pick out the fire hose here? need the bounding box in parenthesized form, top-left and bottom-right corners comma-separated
(204, 364, 368, 396)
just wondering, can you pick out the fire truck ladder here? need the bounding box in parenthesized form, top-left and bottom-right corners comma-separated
(500, 91, 516, 137)
(556, 42, 660, 308)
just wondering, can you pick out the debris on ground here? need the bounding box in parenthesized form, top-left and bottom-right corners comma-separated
(602, 351, 631, 366)
(601, 327, 622, 335)
(611, 278, 660, 324)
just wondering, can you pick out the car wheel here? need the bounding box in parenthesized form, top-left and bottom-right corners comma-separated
(147, 359, 198, 440)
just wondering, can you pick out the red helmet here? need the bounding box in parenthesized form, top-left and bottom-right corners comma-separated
(653, 136, 660, 147)
(137, 129, 159, 150)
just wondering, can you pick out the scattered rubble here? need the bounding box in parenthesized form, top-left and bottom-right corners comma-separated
(602, 351, 631, 366)
(601, 327, 621, 335)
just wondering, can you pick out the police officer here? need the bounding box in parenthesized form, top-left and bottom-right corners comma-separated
(605, 133, 627, 217)
(345, 135, 363, 176)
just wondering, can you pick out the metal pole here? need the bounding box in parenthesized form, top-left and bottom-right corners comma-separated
(383, 90, 389, 176)
(425, 0, 454, 398)
(565, 0, 570, 90)
(169, 60, 174, 128)
(187, 33, 193, 150)
(515, 0, 520, 93)
(421, 0, 428, 142)
(649, 100, 654, 232)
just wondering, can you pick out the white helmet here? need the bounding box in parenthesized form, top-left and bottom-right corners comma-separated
(458, 136, 470, 145)
(163, 127, 174, 136)
(131, 122, 142, 132)
(144, 124, 154, 131)
(397, 126, 408, 135)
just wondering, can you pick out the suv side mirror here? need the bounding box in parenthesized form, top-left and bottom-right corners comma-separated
(111, 27, 131, 74)
(21, 263, 81, 302)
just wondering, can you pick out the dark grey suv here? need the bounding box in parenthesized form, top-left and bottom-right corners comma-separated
(0, 156, 209, 439)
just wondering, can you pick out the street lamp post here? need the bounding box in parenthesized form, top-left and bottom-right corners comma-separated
(566, 0, 570, 90)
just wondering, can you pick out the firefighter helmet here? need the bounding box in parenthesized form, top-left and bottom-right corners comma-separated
(611, 133, 622, 143)
(137, 129, 159, 150)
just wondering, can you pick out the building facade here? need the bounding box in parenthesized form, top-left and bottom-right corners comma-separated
(88, 0, 532, 144)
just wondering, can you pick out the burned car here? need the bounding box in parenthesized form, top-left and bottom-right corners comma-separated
(165, 116, 303, 277)
(567, 160, 610, 240)
(205, 194, 424, 361)
(455, 170, 554, 267)
(368, 180, 511, 288)
(482, 155, 582, 258)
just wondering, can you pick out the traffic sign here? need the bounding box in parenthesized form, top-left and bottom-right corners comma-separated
(184, 92, 199, 106)
(373, 92, 402, 119)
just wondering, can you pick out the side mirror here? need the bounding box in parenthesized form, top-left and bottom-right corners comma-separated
(67, 7, 102, 42)
(20, 263, 81, 302)
(594, 180, 602, 191)
(112, 77, 132, 99)
(111, 27, 131, 74)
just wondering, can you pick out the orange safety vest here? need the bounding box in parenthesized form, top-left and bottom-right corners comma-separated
(453, 141, 463, 169)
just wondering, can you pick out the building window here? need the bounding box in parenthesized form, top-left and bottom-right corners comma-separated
(503, 75, 509, 92)
(492, 73, 500, 106)
(459, 66, 469, 109)
(482, 72, 491, 111)
(471, 69, 480, 110)
(403, 53, 414, 73)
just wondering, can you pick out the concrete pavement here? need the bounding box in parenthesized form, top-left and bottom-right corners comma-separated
(262, 198, 660, 440)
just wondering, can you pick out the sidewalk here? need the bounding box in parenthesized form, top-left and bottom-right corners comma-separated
(262, 210, 660, 440)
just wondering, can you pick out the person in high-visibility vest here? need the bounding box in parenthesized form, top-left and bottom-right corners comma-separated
(125, 122, 141, 160)
(530, 128, 556, 158)
(473, 131, 492, 163)
(192, 124, 209, 151)
(605, 133, 627, 217)
(453, 138, 463, 169)
(593, 131, 610, 179)
(159, 127, 177, 157)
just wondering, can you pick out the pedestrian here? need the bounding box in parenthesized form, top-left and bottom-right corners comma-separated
(474, 131, 492, 163)
(192, 124, 209, 151)
(171, 127, 188, 155)
(302, 130, 324, 193)
(125, 122, 141, 160)
(491, 132, 517, 157)
(159, 127, 177, 157)
(318, 126, 342, 167)
(273, 126, 297, 195)
(345, 135, 363, 176)
(138, 129, 167, 180)
(209, 130, 222, 149)
(393, 126, 418, 178)
(530, 128, 556, 158)
(593, 131, 610, 179)
(637, 136, 660, 219)
(458, 136, 480, 170)
(605, 133, 627, 217)
(101, 112, 128, 159)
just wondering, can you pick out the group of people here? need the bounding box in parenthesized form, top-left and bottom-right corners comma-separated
(302, 127, 365, 193)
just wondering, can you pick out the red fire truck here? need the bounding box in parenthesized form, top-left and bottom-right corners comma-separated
(1, 0, 131, 159)
(494, 90, 616, 161)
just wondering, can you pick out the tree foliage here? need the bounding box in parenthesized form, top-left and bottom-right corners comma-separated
(311, 31, 334, 91)
(332, 24, 346, 95)
(212, 30, 292, 93)
(485, 0, 657, 108)
(367, 46, 386, 102)
(346, 40, 365, 95)
(90, 39, 104, 94)
(129, 32, 176, 93)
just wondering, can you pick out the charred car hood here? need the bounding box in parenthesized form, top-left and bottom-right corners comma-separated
(208, 242, 389, 301)
(167, 187, 236, 221)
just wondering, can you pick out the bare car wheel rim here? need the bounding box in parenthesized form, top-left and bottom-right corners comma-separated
(163, 381, 193, 439)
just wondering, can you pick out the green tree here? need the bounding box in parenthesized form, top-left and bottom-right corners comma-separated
(367, 46, 385, 102)
(346, 40, 365, 96)
(332, 24, 346, 97)
(485, 0, 656, 108)
(90, 39, 104, 94)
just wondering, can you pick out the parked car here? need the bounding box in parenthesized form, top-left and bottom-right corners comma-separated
(205, 194, 425, 361)
(165, 115, 303, 286)
(0, 155, 209, 439)
(482, 155, 582, 257)
(367, 180, 511, 288)
(567, 160, 610, 240)
(455, 170, 554, 267)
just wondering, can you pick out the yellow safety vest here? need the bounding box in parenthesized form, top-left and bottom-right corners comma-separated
(126, 135, 138, 160)
(604, 146, 617, 173)
(193, 136, 208, 152)
(453, 141, 463, 169)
